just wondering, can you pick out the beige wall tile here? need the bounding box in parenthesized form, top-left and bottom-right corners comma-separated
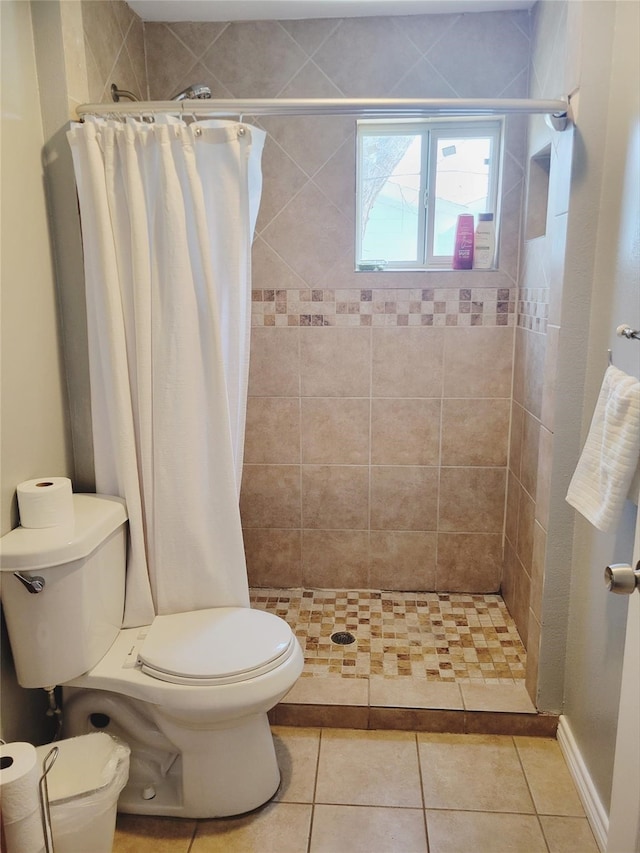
(302, 398, 369, 464)
(426, 11, 529, 97)
(262, 183, 352, 289)
(520, 410, 541, 498)
(370, 466, 439, 531)
(313, 17, 421, 97)
(525, 611, 541, 701)
(311, 804, 427, 853)
(512, 326, 526, 406)
(302, 529, 369, 587)
(245, 397, 300, 464)
(443, 327, 513, 398)
(523, 329, 546, 420)
(505, 472, 520, 547)
(530, 521, 546, 620)
(508, 400, 525, 479)
(240, 464, 301, 528)
(501, 538, 519, 631)
(201, 21, 307, 98)
(372, 398, 441, 465)
(535, 426, 553, 526)
(261, 67, 352, 178)
(302, 465, 369, 529)
(439, 468, 506, 533)
(243, 528, 302, 587)
(143, 23, 197, 100)
(255, 134, 309, 233)
(249, 327, 299, 396)
(426, 810, 546, 853)
(436, 533, 502, 591)
(369, 530, 437, 589)
(372, 327, 444, 397)
(541, 323, 560, 429)
(503, 550, 530, 648)
(300, 327, 370, 397)
(516, 488, 535, 570)
(441, 399, 510, 466)
(251, 236, 306, 291)
(316, 729, 422, 807)
(418, 733, 535, 813)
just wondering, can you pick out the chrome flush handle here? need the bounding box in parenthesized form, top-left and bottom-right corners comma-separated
(13, 572, 45, 594)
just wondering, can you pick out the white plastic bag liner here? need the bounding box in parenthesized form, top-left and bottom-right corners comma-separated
(35, 733, 130, 853)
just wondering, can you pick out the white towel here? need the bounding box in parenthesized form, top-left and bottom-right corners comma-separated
(566, 365, 640, 532)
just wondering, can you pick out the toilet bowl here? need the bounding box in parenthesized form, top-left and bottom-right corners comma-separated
(0, 494, 303, 818)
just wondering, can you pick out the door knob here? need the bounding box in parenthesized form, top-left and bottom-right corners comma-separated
(604, 562, 640, 594)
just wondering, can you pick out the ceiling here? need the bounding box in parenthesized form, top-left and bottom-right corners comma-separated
(127, 0, 535, 22)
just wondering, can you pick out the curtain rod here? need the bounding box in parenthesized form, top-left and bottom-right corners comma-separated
(76, 97, 571, 129)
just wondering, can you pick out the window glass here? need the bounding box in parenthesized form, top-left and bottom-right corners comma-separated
(356, 120, 502, 271)
(360, 134, 422, 264)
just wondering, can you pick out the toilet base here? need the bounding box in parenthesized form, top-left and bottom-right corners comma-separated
(63, 688, 281, 818)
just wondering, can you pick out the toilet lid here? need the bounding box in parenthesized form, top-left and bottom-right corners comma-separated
(138, 607, 294, 686)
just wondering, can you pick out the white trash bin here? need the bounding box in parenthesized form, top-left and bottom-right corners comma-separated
(35, 732, 130, 853)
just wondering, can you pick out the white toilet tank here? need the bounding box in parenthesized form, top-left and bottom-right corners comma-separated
(0, 494, 127, 689)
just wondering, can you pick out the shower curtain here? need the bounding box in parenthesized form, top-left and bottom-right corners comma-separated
(67, 116, 265, 627)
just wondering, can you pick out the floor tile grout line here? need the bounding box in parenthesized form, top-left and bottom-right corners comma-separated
(511, 734, 553, 853)
(306, 727, 324, 852)
(415, 732, 432, 851)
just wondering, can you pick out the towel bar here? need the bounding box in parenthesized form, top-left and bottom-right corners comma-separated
(616, 324, 640, 341)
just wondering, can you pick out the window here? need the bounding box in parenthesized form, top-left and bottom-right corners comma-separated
(356, 119, 503, 271)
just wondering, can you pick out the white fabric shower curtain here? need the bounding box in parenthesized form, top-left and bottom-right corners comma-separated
(68, 116, 265, 627)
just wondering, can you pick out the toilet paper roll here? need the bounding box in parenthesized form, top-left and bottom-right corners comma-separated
(17, 477, 74, 528)
(0, 742, 46, 853)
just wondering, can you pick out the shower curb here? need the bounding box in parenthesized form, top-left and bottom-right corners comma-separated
(269, 702, 559, 737)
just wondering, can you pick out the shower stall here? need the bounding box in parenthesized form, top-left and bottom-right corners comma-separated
(71, 6, 573, 725)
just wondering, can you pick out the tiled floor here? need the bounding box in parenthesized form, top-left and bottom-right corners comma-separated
(250, 588, 527, 683)
(113, 728, 599, 852)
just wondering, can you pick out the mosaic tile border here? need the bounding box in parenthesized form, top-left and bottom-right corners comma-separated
(251, 288, 516, 327)
(251, 588, 526, 684)
(518, 286, 549, 334)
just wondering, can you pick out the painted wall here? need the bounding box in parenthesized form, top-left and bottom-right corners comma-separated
(0, 0, 147, 744)
(0, 0, 73, 744)
(144, 11, 531, 595)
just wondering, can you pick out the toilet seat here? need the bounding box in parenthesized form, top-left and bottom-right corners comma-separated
(138, 607, 295, 686)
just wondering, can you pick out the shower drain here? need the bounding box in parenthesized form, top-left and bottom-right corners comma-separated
(331, 631, 356, 645)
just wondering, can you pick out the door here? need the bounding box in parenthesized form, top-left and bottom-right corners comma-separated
(606, 512, 640, 853)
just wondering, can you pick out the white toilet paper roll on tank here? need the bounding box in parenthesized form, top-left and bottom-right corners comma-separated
(0, 741, 46, 853)
(16, 477, 74, 528)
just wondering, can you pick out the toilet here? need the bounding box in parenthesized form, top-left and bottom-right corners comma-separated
(0, 494, 303, 818)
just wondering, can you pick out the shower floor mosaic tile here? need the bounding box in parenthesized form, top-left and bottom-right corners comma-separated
(250, 588, 526, 684)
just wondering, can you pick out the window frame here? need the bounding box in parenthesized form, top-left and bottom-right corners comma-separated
(355, 117, 504, 272)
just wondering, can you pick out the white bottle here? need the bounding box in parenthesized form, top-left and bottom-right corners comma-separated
(473, 213, 495, 269)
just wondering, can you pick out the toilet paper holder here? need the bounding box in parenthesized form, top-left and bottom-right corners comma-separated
(39, 745, 58, 853)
